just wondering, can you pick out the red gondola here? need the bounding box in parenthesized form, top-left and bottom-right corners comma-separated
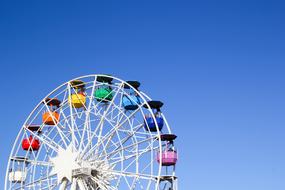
(22, 135, 40, 151)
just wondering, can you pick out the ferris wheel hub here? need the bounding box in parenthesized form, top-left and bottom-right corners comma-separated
(50, 144, 81, 184)
(50, 144, 113, 186)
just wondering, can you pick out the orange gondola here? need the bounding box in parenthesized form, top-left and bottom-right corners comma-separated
(42, 98, 61, 125)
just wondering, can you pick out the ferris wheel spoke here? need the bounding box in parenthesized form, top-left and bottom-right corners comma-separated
(42, 184, 58, 190)
(99, 127, 140, 156)
(97, 136, 157, 160)
(58, 108, 77, 135)
(136, 179, 148, 190)
(80, 83, 123, 158)
(71, 177, 77, 190)
(127, 175, 145, 190)
(99, 123, 145, 158)
(98, 114, 123, 156)
(13, 173, 57, 189)
(99, 122, 153, 161)
(85, 108, 138, 160)
(97, 106, 126, 145)
(79, 77, 97, 152)
(94, 83, 123, 156)
(93, 104, 145, 158)
(92, 105, 126, 132)
(59, 178, 68, 190)
(27, 129, 59, 153)
(81, 106, 125, 160)
(42, 101, 69, 148)
(109, 145, 159, 166)
(109, 170, 157, 181)
(67, 83, 81, 150)
(108, 104, 119, 122)
(10, 156, 53, 167)
(122, 173, 133, 189)
(34, 179, 57, 190)
(79, 104, 107, 157)
(95, 96, 125, 123)
(90, 176, 116, 190)
(77, 178, 85, 190)
(105, 103, 126, 124)
(108, 147, 157, 183)
(101, 114, 134, 154)
(59, 111, 80, 146)
(89, 118, 151, 161)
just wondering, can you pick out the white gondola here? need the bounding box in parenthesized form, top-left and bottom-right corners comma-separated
(9, 170, 26, 183)
(8, 157, 28, 184)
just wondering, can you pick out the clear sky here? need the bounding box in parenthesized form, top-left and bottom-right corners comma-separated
(0, 0, 285, 189)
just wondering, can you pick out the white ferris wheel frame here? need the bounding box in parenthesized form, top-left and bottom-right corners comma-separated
(5, 74, 177, 190)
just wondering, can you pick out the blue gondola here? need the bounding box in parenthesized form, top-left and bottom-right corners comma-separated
(144, 114, 164, 132)
(122, 89, 142, 110)
(143, 100, 164, 132)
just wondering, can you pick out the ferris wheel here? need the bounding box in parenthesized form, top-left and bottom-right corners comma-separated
(5, 75, 178, 190)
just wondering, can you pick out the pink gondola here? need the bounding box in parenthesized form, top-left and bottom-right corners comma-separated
(157, 134, 178, 166)
(157, 150, 178, 166)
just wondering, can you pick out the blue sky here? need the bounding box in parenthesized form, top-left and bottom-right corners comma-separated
(0, 0, 285, 189)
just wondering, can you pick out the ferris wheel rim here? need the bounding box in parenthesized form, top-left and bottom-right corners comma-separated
(5, 74, 176, 190)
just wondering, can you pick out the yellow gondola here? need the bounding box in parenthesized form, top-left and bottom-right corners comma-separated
(68, 93, 86, 108)
(68, 80, 86, 108)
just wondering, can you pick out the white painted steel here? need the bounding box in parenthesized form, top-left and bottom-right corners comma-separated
(5, 75, 177, 190)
